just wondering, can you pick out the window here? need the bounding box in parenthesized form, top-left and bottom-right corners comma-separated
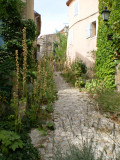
(86, 21, 97, 38)
(73, 0, 79, 16)
(69, 29, 73, 45)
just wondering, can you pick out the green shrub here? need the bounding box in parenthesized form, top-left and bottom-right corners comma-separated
(46, 103, 54, 113)
(0, 130, 23, 155)
(62, 59, 87, 88)
(54, 32, 67, 71)
(0, 132, 40, 160)
(72, 59, 87, 77)
(47, 121, 55, 130)
(85, 79, 103, 94)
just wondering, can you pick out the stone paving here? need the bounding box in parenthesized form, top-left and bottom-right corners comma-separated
(30, 72, 120, 160)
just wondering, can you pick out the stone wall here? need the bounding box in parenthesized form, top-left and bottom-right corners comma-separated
(37, 34, 59, 59)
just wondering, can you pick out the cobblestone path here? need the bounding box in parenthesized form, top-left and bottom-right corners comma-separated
(30, 72, 120, 160)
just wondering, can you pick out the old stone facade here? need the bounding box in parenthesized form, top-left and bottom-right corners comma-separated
(37, 26, 68, 60)
(37, 34, 59, 59)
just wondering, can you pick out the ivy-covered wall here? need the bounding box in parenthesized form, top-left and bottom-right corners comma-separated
(96, 0, 120, 88)
(0, 0, 37, 101)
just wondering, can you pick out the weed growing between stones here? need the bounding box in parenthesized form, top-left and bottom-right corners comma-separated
(54, 141, 103, 160)
(94, 89, 120, 117)
(85, 79, 120, 119)
(53, 110, 120, 160)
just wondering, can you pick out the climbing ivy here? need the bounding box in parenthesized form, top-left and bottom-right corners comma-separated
(96, 0, 120, 88)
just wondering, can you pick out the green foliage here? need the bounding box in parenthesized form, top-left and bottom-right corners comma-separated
(24, 19, 37, 41)
(45, 103, 54, 113)
(37, 126, 48, 136)
(72, 59, 87, 77)
(54, 32, 67, 60)
(0, 132, 40, 160)
(32, 58, 57, 106)
(72, 59, 87, 88)
(0, 0, 23, 19)
(54, 32, 67, 71)
(96, 0, 120, 88)
(0, 130, 23, 155)
(95, 89, 120, 114)
(62, 59, 87, 88)
(85, 79, 103, 94)
(47, 121, 55, 130)
(61, 69, 76, 86)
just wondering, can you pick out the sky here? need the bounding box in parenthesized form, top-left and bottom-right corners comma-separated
(34, 0, 69, 36)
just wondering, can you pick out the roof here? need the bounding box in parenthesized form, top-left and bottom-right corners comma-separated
(34, 10, 41, 16)
(66, 0, 73, 6)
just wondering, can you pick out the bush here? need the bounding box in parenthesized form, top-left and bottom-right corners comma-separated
(72, 59, 87, 77)
(62, 59, 87, 88)
(95, 89, 120, 114)
(0, 133, 40, 160)
(85, 79, 103, 94)
(0, 130, 23, 155)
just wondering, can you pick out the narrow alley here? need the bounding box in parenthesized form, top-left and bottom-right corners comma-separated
(30, 72, 120, 160)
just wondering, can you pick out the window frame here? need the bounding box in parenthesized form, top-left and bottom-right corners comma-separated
(86, 20, 98, 39)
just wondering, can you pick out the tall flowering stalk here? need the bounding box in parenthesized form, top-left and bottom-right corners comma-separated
(13, 50, 20, 132)
(31, 44, 34, 59)
(37, 60, 42, 105)
(15, 50, 19, 100)
(22, 27, 27, 97)
(33, 79, 37, 102)
(43, 71, 47, 94)
(37, 60, 41, 82)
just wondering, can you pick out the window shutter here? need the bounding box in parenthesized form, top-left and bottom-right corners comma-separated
(0, 37, 4, 46)
(86, 23, 91, 38)
(73, 0, 78, 16)
(69, 29, 73, 45)
(0, 19, 4, 46)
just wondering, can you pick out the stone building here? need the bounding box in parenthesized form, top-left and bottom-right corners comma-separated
(37, 26, 68, 59)
(66, 0, 98, 68)
(37, 34, 59, 59)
